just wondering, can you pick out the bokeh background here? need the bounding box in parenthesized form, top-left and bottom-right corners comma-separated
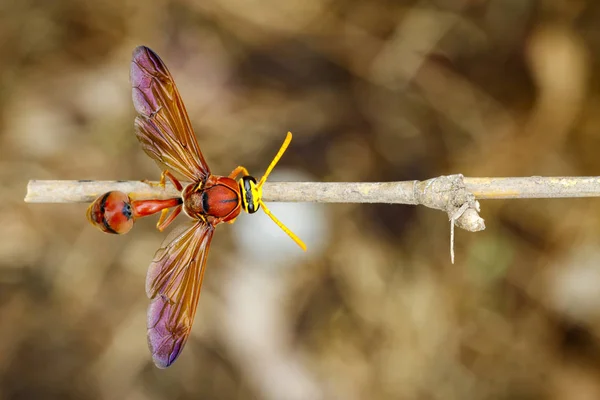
(3, 0, 600, 399)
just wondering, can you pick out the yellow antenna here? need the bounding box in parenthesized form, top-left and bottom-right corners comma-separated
(257, 132, 307, 251)
(258, 132, 293, 187)
(260, 202, 307, 251)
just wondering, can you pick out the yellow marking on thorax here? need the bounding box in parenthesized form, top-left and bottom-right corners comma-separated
(238, 179, 248, 213)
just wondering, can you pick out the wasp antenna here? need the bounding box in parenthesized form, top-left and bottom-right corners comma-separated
(259, 201, 307, 251)
(258, 132, 293, 187)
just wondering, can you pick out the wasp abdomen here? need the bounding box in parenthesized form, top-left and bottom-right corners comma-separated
(87, 191, 134, 234)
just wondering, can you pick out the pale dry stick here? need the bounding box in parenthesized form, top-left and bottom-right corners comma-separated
(25, 175, 600, 261)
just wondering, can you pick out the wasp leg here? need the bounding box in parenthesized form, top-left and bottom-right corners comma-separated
(143, 170, 183, 191)
(156, 205, 182, 231)
(163, 170, 183, 191)
(229, 166, 250, 180)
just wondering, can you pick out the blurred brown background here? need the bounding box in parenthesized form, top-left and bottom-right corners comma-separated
(3, 0, 600, 399)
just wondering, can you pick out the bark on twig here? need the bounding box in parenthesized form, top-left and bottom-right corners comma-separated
(25, 175, 600, 262)
(26, 176, 600, 204)
(26, 175, 600, 230)
(26, 175, 600, 263)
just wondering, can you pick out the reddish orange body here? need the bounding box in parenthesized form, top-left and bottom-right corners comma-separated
(182, 176, 241, 223)
(86, 46, 304, 369)
(87, 191, 134, 234)
(87, 191, 182, 234)
(87, 176, 243, 235)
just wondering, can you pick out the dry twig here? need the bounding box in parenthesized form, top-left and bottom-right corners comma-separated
(25, 175, 600, 262)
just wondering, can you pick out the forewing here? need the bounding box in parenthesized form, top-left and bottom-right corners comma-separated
(146, 221, 215, 368)
(131, 46, 210, 181)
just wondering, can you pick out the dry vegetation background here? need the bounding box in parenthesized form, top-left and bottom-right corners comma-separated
(2, 0, 600, 399)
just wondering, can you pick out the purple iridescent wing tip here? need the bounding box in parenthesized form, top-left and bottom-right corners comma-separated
(143, 221, 214, 368)
(130, 46, 168, 118)
(147, 295, 187, 368)
(129, 45, 211, 182)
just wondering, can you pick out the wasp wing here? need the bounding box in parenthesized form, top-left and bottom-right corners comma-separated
(131, 46, 210, 182)
(146, 220, 215, 368)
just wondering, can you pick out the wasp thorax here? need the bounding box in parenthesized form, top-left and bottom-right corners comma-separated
(183, 181, 240, 220)
(182, 184, 203, 219)
(87, 191, 134, 234)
